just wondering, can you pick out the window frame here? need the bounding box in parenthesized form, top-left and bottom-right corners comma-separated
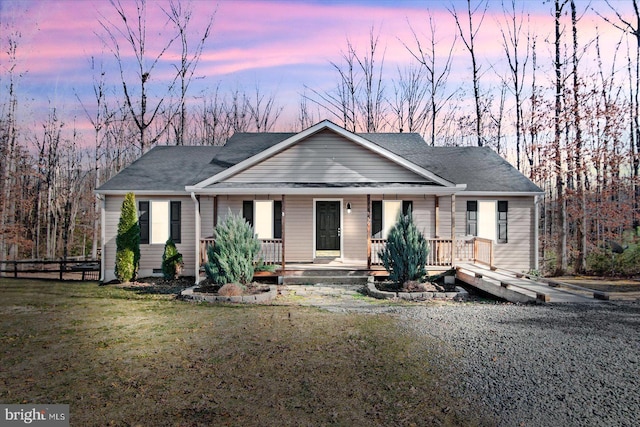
(466, 200, 478, 237)
(497, 200, 508, 244)
(138, 200, 182, 245)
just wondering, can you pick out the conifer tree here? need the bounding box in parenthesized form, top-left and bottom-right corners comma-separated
(204, 209, 260, 287)
(162, 237, 183, 279)
(115, 192, 140, 282)
(378, 209, 428, 288)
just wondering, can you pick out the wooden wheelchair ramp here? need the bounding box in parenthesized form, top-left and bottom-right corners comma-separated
(456, 263, 609, 303)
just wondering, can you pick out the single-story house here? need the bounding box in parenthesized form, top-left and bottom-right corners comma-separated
(96, 120, 543, 283)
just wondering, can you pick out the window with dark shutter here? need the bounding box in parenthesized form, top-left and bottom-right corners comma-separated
(170, 201, 181, 243)
(273, 201, 282, 239)
(139, 201, 149, 244)
(242, 200, 254, 227)
(402, 200, 413, 217)
(497, 201, 508, 243)
(466, 201, 478, 236)
(371, 201, 383, 238)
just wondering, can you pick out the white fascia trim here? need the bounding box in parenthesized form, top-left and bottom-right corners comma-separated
(187, 184, 466, 196)
(192, 120, 457, 189)
(95, 190, 189, 196)
(459, 191, 544, 197)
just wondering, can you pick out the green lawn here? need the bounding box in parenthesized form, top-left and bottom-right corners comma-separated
(0, 279, 486, 426)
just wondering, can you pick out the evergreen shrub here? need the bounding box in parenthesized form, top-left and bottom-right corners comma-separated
(162, 238, 183, 279)
(378, 209, 428, 289)
(115, 192, 140, 282)
(204, 209, 261, 287)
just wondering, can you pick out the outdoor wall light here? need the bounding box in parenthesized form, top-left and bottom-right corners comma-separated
(346, 202, 352, 214)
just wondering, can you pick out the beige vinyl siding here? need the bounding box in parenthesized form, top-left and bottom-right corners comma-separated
(200, 196, 215, 238)
(455, 196, 535, 271)
(225, 129, 428, 183)
(438, 196, 452, 238)
(342, 196, 367, 264)
(285, 196, 314, 262)
(103, 195, 195, 282)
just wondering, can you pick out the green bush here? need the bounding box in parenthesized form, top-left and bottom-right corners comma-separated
(378, 209, 428, 289)
(162, 238, 183, 279)
(586, 244, 640, 276)
(115, 193, 140, 282)
(204, 209, 261, 287)
(114, 248, 135, 283)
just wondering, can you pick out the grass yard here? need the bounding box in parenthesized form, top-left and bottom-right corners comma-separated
(0, 279, 486, 426)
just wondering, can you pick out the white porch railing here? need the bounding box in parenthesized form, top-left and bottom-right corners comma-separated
(370, 237, 491, 268)
(199, 237, 283, 267)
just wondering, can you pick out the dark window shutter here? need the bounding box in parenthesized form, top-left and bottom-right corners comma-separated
(402, 200, 413, 216)
(466, 201, 478, 236)
(170, 201, 181, 243)
(497, 201, 508, 243)
(273, 201, 282, 239)
(139, 201, 149, 244)
(372, 201, 383, 238)
(242, 201, 254, 227)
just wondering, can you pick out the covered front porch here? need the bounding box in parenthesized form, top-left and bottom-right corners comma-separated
(198, 235, 495, 278)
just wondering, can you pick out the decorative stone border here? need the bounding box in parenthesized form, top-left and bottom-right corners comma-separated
(180, 285, 278, 303)
(364, 280, 468, 301)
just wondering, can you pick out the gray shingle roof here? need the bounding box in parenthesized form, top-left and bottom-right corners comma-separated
(97, 130, 542, 194)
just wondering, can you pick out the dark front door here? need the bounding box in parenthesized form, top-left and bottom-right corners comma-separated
(316, 201, 340, 251)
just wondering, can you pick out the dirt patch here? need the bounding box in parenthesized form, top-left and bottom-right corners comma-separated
(556, 276, 640, 300)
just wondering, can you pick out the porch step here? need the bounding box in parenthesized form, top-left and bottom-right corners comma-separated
(282, 275, 370, 285)
(283, 269, 371, 285)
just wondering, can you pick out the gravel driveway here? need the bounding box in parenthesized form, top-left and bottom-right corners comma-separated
(399, 301, 640, 427)
(279, 285, 639, 426)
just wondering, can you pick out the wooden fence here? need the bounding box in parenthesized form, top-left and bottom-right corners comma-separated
(0, 259, 100, 281)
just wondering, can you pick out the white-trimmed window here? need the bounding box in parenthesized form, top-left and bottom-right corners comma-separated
(465, 200, 508, 243)
(138, 200, 181, 244)
(242, 200, 282, 239)
(371, 200, 413, 238)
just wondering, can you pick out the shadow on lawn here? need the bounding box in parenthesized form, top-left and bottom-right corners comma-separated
(104, 276, 195, 296)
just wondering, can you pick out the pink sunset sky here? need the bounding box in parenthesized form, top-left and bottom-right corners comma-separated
(0, 0, 636, 140)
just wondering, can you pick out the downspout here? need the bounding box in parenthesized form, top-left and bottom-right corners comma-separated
(191, 192, 201, 284)
(534, 195, 540, 272)
(98, 194, 105, 283)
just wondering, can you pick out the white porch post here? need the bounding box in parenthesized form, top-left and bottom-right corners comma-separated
(534, 195, 540, 271)
(191, 192, 201, 284)
(450, 194, 456, 265)
(99, 194, 106, 282)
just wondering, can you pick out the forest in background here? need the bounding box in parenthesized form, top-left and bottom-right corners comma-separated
(1, 0, 639, 276)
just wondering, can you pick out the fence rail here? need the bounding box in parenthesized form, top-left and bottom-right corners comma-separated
(0, 260, 101, 281)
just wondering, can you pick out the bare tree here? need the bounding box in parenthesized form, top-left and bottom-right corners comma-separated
(389, 63, 428, 133)
(163, 0, 214, 145)
(0, 30, 22, 262)
(596, 0, 640, 233)
(570, 0, 587, 273)
(403, 14, 457, 145)
(355, 27, 386, 132)
(304, 28, 386, 133)
(554, 0, 569, 276)
(450, 0, 488, 147)
(98, 0, 179, 154)
(500, 0, 530, 170)
(247, 84, 283, 132)
(76, 57, 116, 259)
